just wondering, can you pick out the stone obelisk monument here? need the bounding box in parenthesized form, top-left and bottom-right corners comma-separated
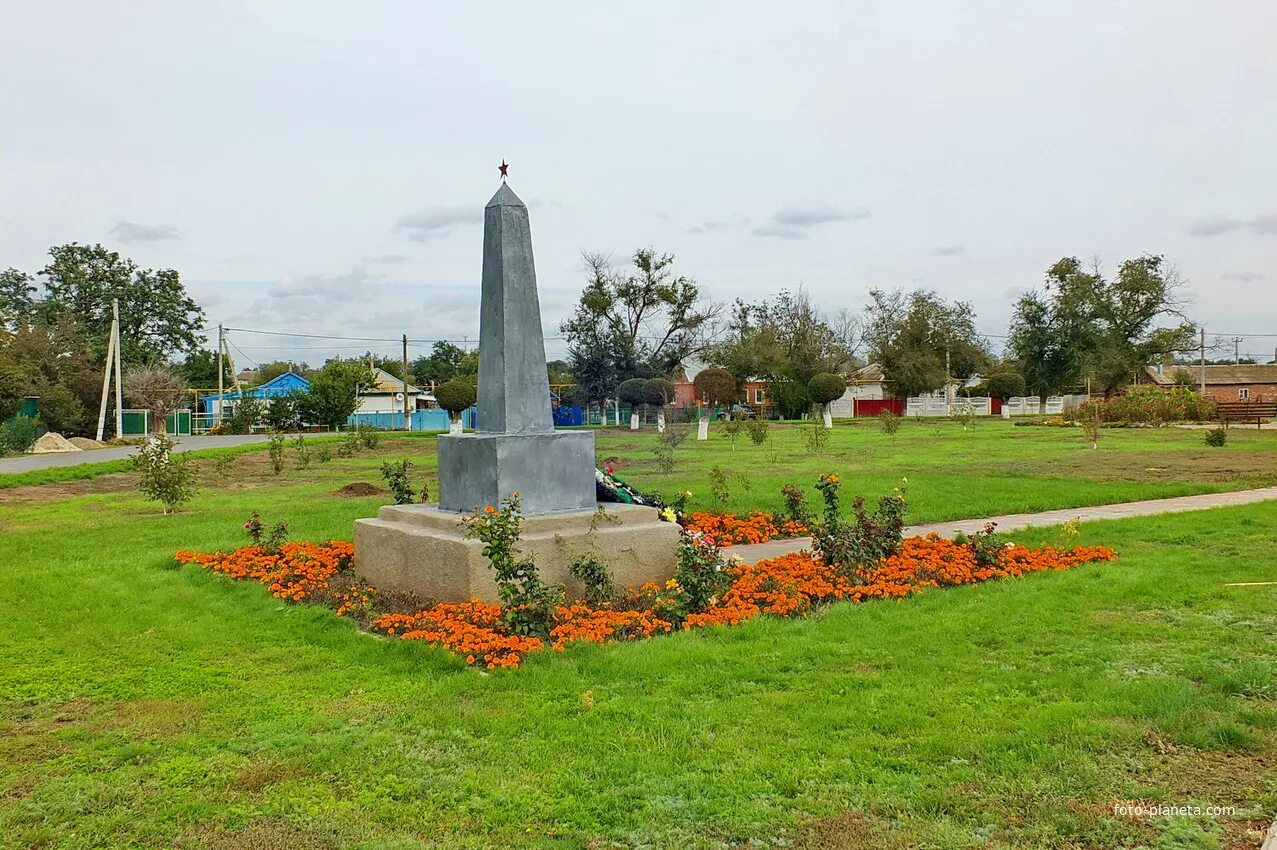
(353, 172, 679, 603)
(436, 182, 595, 514)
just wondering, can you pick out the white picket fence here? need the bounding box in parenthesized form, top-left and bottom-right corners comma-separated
(1002, 395, 1088, 415)
(904, 394, 1091, 417)
(905, 396, 991, 417)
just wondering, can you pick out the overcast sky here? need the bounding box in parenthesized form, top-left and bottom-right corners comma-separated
(3, 1, 1275, 367)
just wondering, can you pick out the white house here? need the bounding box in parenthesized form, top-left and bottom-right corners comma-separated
(828, 364, 887, 417)
(356, 367, 427, 415)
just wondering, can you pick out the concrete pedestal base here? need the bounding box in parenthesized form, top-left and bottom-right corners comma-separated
(437, 430, 596, 514)
(353, 503, 681, 603)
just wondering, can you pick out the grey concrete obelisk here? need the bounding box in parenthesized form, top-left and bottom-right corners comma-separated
(436, 182, 596, 514)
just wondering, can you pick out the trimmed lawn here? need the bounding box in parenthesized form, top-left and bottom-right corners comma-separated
(6, 419, 1276, 523)
(596, 418, 1277, 520)
(1, 429, 1275, 848)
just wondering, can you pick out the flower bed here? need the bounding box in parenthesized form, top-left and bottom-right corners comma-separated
(680, 511, 808, 546)
(175, 532, 1114, 670)
(175, 541, 354, 603)
(685, 535, 1116, 628)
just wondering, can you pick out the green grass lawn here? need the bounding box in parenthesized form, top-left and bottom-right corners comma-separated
(7, 418, 1275, 523)
(595, 418, 1277, 521)
(2, 423, 1276, 848)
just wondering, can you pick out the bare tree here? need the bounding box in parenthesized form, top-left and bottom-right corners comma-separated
(124, 363, 187, 434)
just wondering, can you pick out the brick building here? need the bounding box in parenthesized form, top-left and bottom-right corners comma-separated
(1142, 364, 1277, 402)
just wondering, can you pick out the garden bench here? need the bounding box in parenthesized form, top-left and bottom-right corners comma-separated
(1216, 401, 1277, 427)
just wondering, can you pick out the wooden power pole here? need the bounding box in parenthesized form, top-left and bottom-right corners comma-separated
(1199, 326, 1206, 395)
(402, 333, 410, 431)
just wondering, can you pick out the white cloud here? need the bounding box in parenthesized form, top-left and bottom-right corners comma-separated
(754, 201, 868, 238)
(109, 221, 182, 243)
(1188, 214, 1277, 237)
(394, 206, 481, 242)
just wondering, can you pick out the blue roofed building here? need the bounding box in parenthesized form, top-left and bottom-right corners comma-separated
(200, 370, 311, 419)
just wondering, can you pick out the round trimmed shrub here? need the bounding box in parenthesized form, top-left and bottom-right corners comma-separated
(435, 378, 476, 414)
(693, 368, 736, 407)
(807, 372, 847, 406)
(643, 378, 675, 407)
(984, 371, 1026, 399)
(616, 378, 648, 407)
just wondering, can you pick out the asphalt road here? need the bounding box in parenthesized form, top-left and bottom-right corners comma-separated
(0, 434, 274, 474)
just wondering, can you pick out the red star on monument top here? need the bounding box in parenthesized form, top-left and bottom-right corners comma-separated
(498, 160, 509, 180)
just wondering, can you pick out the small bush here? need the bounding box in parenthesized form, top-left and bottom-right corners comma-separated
(811, 473, 907, 579)
(807, 373, 847, 406)
(569, 554, 616, 606)
(1205, 427, 1227, 447)
(243, 511, 289, 553)
(652, 424, 690, 473)
(720, 418, 743, 449)
(1066, 386, 1217, 426)
(134, 434, 197, 514)
(744, 417, 770, 446)
(212, 453, 236, 477)
(435, 379, 476, 419)
(380, 460, 416, 504)
(801, 417, 830, 454)
(879, 410, 901, 435)
(963, 521, 1003, 568)
(0, 414, 39, 454)
(462, 493, 563, 636)
(292, 435, 312, 468)
(267, 433, 287, 474)
(950, 403, 976, 430)
(223, 397, 264, 435)
(780, 483, 812, 526)
(709, 465, 731, 510)
(315, 445, 332, 463)
(354, 423, 381, 450)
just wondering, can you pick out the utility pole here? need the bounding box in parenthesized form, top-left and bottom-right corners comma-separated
(1199, 326, 1206, 396)
(112, 299, 123, 439)
(402, 333, 410, 431)
(1233, 336, 1243, 365)
(216, 323, 225, 427)
(95, 300, 121, 441)
(945, 346, 952, 411)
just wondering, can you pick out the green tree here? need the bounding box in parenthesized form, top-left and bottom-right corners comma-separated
(176, 349, 232, 389)
(561, 249, 717, 408)
(982, 370, 1027, 399)
(265, 394, 303, 430)
(865, 289, 990, 398)
(253, 361, 309, 385)
(0, 268, 37, 330)
(412, 341, 474, 386)
(0, 319, 98, 432)
(692, 367, 736, 412)
(709, 290, 858, 418)
(808, 372, 847, 426)
(294, 359, 374, 429)
(38, 243, 206, 363)
(435, 378, 476, 431)
(1007, 255, 1195, 398)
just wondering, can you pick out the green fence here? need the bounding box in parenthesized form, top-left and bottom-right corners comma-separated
(121, 410, 150, 437)
(165, 409, 192, 436)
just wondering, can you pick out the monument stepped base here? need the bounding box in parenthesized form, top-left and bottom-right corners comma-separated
(354, 503, 682, 604)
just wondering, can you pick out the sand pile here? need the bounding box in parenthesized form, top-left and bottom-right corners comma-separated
(69, 437, 106, 450)
(31, 432, 83, 454)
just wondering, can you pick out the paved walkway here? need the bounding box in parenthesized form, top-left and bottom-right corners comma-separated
(0, 434, 274, 474)
(725, 486, 1277, 563)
